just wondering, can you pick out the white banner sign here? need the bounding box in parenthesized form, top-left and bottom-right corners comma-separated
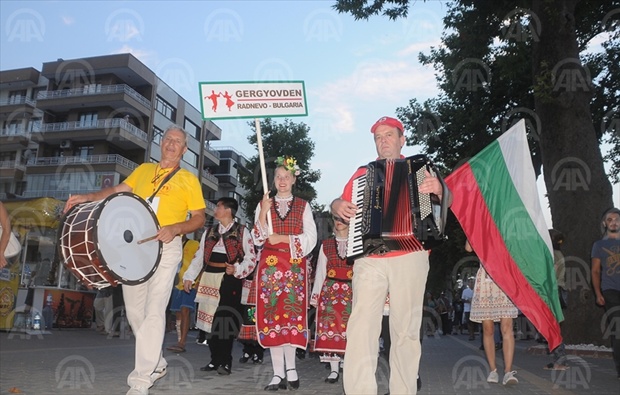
(199, 81, 307, 120)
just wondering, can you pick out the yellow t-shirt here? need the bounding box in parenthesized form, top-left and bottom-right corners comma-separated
(176, 239, 200, 290)
(123, 163, 205, 226)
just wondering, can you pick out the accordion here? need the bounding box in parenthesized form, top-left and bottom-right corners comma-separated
(346, 154, 449, 260)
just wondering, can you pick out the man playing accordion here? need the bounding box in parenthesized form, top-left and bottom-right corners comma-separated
(331, 116, 451, 395)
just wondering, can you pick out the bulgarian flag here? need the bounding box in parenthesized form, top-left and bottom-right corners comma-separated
(445, 120, 564, 350)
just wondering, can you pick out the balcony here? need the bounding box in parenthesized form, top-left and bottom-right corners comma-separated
(0, 160, 27, 180)
(36, 84, 152, 115)
(27, 154, 138, 180)
(201, 171, 219, 192)
(34, 119, 148, 150)
(203, 143, 220, 166)
(204, 199, 216, 217)
(0, 126, 32, 149)
(215, 174, 238, 188)
(0, 96, 37, 115)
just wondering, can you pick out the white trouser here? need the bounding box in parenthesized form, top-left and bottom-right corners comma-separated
(125, 237, 181, 388)
(343, 250, 429, 395)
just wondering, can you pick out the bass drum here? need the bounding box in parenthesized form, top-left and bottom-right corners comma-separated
(58, 192, 162, 289)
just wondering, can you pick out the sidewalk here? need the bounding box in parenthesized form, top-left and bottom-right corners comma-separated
(0, 329, 618, 395)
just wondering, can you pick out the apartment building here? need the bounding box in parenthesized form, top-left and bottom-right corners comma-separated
(211, 146, 252, 225)
(0, 53, 221, 217)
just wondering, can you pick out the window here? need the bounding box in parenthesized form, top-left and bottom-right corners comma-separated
(184, 118, 201, 140)
(153, 126, 163, 145)
(8, 90, 27, 103)
(28, 118, 42, 132)
(79, 112, 98, 127)
(74, 145, 93, 159)
(155, 96, 176, 121)
(4, 120, 20, 134)
(183, 149, 198, 167)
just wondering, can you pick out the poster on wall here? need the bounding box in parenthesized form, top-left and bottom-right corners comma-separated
(43, 289, 94, 329)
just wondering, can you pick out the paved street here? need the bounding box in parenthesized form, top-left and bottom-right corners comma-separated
(1, 328, 618, 395)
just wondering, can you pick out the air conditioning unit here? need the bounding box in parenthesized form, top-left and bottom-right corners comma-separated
(60, 140, 72, 149)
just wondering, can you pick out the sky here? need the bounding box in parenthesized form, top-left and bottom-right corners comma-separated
(1, 0, 618, 225)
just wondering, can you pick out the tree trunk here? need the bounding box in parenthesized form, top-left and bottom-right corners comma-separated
(532, 0, 614, 345)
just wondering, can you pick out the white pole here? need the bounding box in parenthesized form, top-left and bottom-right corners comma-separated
(255, 118, 273, 234)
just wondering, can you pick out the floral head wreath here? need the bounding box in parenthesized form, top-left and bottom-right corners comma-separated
(275, 156, 301, 176)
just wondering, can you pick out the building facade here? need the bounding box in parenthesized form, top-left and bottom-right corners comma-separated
(0, 54, 254, 301)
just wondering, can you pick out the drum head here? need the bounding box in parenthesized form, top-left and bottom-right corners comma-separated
(95, 192, 162, 285)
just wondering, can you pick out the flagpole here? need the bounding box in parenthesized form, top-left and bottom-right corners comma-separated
(255, 118, 273, 234)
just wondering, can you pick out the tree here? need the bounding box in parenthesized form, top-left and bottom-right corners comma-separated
(334, 0, 618, 344)
(238, 118, 321, 221)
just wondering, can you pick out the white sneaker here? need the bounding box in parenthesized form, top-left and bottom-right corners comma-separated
(487, 369, 499, 383)
(126, 386, 148, 395)
(149, 367, 167, 387)
(502, 370, 518, 385)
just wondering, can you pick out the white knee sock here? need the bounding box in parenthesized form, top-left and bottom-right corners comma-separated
(269, 346, 285, 385)
(328, 361, 339, 378)
(284, 346, 298, 381)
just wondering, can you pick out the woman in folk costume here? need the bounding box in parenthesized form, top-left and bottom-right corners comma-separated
(252, 156, 317, 391)
(310, 215, 352, 384)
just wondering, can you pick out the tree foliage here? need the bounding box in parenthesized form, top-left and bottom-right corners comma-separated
(238, 118, 321, 221)
(334, 0, 619, 344)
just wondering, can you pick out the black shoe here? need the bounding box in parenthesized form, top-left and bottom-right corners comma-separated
(264, 376, 286, 391)
(325, 371, 339, 384)
(217, 364, 231, 375)
(200, 363, 218, 371)
(417, 375, 422, 391)
(296, 349, 306, 360)
(239, 353, 250, 363)
(286, 368, 299, 390)
(495, 342, 503, 350)
(252, 354, 263, 364)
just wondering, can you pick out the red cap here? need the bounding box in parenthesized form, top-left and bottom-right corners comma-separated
(370, 116, 404, 133)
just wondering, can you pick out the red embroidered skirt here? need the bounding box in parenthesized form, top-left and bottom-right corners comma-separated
(314, 278, 352, 355)
(255, 243, 308, 349)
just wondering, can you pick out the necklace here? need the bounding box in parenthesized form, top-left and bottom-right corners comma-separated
(151, 164, 169, 186)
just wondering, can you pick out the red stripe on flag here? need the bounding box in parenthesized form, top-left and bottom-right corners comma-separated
(446, 164, 563, 350)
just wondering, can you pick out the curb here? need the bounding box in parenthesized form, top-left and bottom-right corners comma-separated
(526, 344, 612, 359)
